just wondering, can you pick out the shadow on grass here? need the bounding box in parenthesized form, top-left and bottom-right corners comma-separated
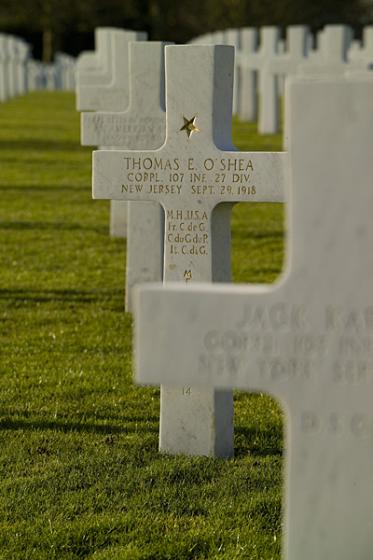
(0, 139, 86, 151)
(234, 425, 283, 458)
(0, 288, 123, 305)
(235, 230, 284, 241)
(0, 416, 282, 456)
(0, 414, 158, 435)
(0, 221, 107, 234)
(0, 184, 90, 192)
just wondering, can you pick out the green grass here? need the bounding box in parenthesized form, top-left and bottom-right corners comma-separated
(0, 92, 284, 559)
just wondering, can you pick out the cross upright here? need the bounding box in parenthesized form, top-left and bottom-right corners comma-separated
(77, 28, 116, 86)
(237, 27, 281, 134)
(299, 25, 353, 75)
(261, 26, 310, 134)
(82, 42, 168, 312)
(6, 36, 17, 98)
(76, 30, 147, 241)
(264, 26, 310, 144)
(13, 39, 29, 95)
(134, 76, 373, 558)
(237, 28, 259, 122)
(270, 25, 310, 75)
(93, 44, 286, 457)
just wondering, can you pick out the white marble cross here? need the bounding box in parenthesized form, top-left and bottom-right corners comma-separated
(44, 64, 56, 91)
(76, 29, 147, 239)
(82, 41, 167, 312)
(299, 25, 353, 75)
(76, 28, 102, 75)
(134, 76, 373, 559)
(76, 29, 147, 111)
(93, 44, 286, 457)
(348, 26, 373, 66)
(55, 53, 76, 91)
(77, 27, 113, 85)
(6, 36, 17, 98)
(237, 28, 258, 122)
(14, 39, 29, 95)
(237, 27, 281, 133)
(263, 26, 310, 135)
(0, 34, 9, 101)
(81, 42, 166, 148)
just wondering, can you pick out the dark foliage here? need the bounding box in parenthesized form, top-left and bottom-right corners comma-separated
(0, 0, 370, 60)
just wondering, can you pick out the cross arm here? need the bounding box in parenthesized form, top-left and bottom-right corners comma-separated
(93, 148, 167, 202)
(134, 282, 298, 402)
(93, 147, 286, 205)
(77, 87, 129, 112)
(81, 111, 165, 148)
(218, 150, 286, 203)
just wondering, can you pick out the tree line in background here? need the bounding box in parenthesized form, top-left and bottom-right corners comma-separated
(0, 0, 371, 61)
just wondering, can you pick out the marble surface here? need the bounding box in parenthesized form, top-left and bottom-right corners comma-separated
(238, 27, 282, 134)
(83, 42, 168, 311)
(134, 76, 373, 559)
(76, 29, 146, 112)
(237, 28, 258, 122)
(77, 31, 146, 245)
(81, 42, 166, 149)
(93, 44, 286, 457)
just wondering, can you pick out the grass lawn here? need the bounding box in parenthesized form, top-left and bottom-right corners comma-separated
(0, 92, 284, 560)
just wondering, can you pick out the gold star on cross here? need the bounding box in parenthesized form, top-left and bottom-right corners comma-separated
(180, 116, 200, 138)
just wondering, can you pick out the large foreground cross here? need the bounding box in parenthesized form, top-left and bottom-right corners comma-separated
(134, 77, 373, 558)
(93, 45, 285, 457)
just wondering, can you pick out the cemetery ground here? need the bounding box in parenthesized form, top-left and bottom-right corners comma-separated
(0, 92, 284, 560)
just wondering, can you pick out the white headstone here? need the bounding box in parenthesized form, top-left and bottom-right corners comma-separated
(27, 59, 43, 92)
(299, 25, 353, 75)
(76, 29, 147, 112)
(82, 41, 167, 312)
(76, 29, 147, 240)
(261, 26, 310, 135)
(267, 26, 310, 82)
(134, 75, 373, 559)
(363, 25, 373, 57)
(266, 26, 310, 144)
(55, 53, 76, 91)
(93, 44, 286, 457)
(348, 26, 373, 67)
(6, 36, 17, 98)
(15, 39, 29, 95)
(258, 27, 281, 134)
(77, 28, 116, 86)
(237, 27, 281, 132)
(0, 34, 9, 101)
(76, 27, 102, 74)
(44, 64, 57, 90)
(237, 28, 258, 122)
(81, 42, 166, 148)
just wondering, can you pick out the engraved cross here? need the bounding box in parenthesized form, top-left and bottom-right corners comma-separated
(93, 45, 286, 458)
